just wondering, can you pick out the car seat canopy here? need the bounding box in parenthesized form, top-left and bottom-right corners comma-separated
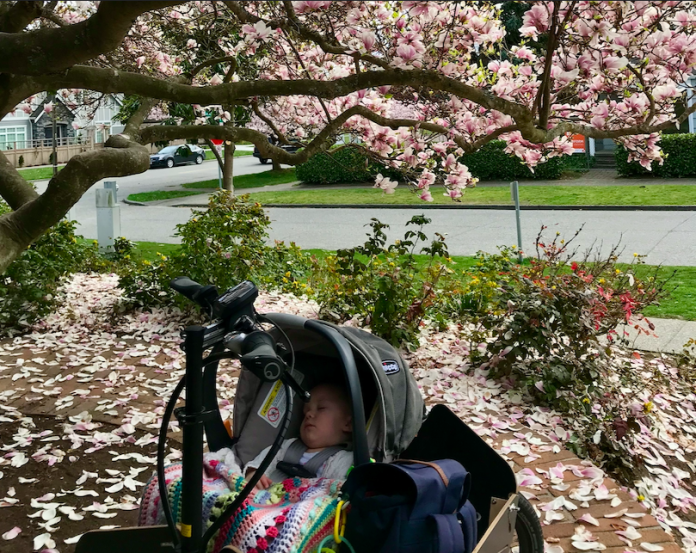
(229, 313, 425, 467)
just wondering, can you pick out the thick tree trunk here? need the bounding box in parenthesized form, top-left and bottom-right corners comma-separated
(272, 157, 281, 172)
(0, 135, 149, 274)
(222, 141, 235, 193)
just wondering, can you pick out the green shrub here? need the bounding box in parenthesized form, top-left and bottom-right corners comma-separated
(616, 133, 696, 177)
(118, 192, 271, 308)
(18, 155, 24, 168)
(461, 141, 564, 180)
(117, 192, 313, 309)
(296, 146, 399, 184)
(0, 202, 105, 334)
(296, 142, 565, 184)
(309, 215, 452, 347)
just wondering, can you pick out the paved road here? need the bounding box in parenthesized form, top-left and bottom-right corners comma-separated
(35, 151, 271, 208)
(69, 202, 696, 266)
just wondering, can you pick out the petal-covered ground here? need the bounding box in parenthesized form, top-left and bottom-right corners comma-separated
(0, 273, 692, 553)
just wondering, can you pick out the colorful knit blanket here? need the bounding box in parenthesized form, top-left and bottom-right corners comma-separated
(139, 457, 342, 553)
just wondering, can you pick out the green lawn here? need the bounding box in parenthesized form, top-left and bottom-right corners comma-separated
(112, 242, 694, 321)
(126, 168, 297, 202)
(127, 190, 203, 202)
(205, 149, 253, 160)
(248, 185, 696, 206)
(182, 168, 296, 190)
(19, 166, 64, 181)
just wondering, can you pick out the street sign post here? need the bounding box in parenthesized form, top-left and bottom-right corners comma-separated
(510, 180, 523, 263)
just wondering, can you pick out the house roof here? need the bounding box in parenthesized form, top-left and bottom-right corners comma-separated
(31, 95, 76, 124)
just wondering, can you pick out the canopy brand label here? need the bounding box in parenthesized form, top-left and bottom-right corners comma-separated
(382, 360, 400, 375)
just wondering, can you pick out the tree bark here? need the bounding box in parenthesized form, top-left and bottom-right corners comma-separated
(0, 135, 148, 274)
(222, 142, 235, 193)
(0, 150, 38, 210)
(0, 2, 181, 75)
(272, 157, 281, 172)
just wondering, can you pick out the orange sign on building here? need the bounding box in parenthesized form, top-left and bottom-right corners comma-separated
(571, 134, 585, 153)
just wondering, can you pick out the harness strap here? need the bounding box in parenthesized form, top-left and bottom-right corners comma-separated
(277, 439, 347, 477)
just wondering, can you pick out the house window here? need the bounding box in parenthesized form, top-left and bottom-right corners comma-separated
(0, 126, 27, 150)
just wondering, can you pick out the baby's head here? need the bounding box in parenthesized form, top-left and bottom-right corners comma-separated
(300, 383, 352, 451)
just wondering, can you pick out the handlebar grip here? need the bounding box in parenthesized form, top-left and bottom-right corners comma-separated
(241, 332, 277, 358)
(170, 276, 203, 301)
(240, 332, 284, 381)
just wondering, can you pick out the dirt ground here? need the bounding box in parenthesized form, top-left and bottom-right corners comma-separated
(0, 415, 178, 553)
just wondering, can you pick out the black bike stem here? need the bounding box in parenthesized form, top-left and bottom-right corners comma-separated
(180, 326, 205, 553)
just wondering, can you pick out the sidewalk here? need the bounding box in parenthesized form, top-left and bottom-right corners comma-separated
(620, 316, 695, 353)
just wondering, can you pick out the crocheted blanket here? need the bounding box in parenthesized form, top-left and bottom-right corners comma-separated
(139, 457, 342, 553)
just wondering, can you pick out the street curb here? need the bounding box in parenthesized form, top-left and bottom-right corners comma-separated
(123, 199, 147, 206)
(167, 203, 696, 211)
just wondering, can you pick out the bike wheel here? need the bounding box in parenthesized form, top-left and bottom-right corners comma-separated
(515, 495, 544, 553)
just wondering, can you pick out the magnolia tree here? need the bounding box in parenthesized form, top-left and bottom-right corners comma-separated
(2, 0, 696, 273)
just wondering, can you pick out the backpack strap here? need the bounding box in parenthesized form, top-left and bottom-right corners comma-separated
(429, 513, 465, 553)
(276, 439, 347, 478)
(393, 459, 470, 514)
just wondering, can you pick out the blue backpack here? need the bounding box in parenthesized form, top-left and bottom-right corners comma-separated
(341, 459, 478, 553)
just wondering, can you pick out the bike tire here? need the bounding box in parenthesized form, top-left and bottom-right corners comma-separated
(515, 495, 544, 553)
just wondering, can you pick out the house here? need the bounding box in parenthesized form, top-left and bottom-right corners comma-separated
(0, 93, 125, 151)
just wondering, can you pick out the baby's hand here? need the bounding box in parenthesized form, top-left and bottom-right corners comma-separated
(246, 469, 273, 490)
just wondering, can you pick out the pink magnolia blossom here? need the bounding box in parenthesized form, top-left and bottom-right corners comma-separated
(374, 173, 398, 194)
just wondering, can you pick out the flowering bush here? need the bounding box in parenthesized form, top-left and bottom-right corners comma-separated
(467, 228, 670, 401)
(309, 215, 451, 346)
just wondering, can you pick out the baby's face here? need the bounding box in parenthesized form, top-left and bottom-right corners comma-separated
(300, 384, 352, 451)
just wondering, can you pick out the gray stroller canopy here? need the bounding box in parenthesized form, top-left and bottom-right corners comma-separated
(230, 313, 426, 467)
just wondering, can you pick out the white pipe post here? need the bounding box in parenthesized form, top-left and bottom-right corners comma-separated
(96, 182, 120, 253)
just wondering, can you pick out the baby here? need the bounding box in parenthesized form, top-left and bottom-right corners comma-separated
(206, 382, 354, 488)
(246, 382, 354, 489)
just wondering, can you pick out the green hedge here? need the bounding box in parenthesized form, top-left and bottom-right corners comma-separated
(295, 146, 399, 184)
(296, 141, 565, 184)
(461, 141, 564, 181)
(616, 133, 696, 177)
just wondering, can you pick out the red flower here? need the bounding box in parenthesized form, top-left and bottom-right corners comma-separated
(256, 538, 268, 550)
(274, 515, 286, 524)
(570, 262, 578, 271)
(266, 527, 279, 538)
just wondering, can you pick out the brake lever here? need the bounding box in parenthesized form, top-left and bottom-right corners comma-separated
(282, 371, 310, 402)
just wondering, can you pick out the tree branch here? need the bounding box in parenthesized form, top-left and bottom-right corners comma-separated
(0, 1, 44, 34)
(139, 106, 518, 165)
(251, 100, 288, 143)
(205, 138, 224, 170)
(0, 1, 182, 75)
(189, 55, 237, 79)
(123, 97, 160, 137)
(0, 149, 39, 210)
(0, 135, 149, 274)
(32, 65, 530, 123)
